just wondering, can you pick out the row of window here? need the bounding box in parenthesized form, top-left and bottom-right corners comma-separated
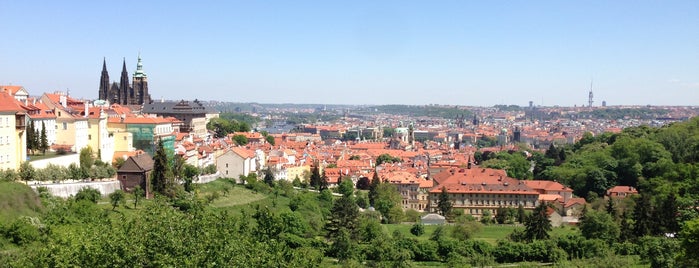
(0, 154, 10, 163)
(0, 136, 10, 145)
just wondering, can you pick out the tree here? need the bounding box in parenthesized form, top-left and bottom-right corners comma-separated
(679, 218, 699, 267)
(356, 177, 370, 190)
(374, 183, 403, 223)
(26, 122, 35, 155)
(326, 196, 359, 239)
(263, 168, 275, 187)
(605, 198, 617, 220)
(517, 204, 527, 223)
(75, 187, 101, 203)
(265, 135, 275, 145)
(18, 161, 36, 181)
(410, 223, 425, 236)
(656, 193, 679, 234)
(133, 185, 144, 208)
(232, 134, 248, 145)
(151, 139, 175, 197)
(368, 170, 381, 207)
(319, 170, 329, 190)
(40, 122, 48, 155)
(524, 202, 552, 241)
(309, 163, 322, 190)
(376, 153, 401, 166)
(579, 210, 620, 242)
(109, 190, 125, 210)
(633, 193, 655, 236)
(79, 147, 94, 179)
(437, 186, 452, 217)
(337, 177, 354, 198)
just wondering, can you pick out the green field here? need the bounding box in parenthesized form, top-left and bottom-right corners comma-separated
(385, 223, 579, 245)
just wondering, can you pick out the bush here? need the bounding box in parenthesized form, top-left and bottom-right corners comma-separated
(410, 223, 425, 237)
(74, 187, 101, 203)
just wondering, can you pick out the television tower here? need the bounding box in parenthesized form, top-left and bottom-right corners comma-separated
(588, 79, 594, 107)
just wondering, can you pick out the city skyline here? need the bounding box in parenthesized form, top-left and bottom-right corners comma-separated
(0, 1, 697, 106)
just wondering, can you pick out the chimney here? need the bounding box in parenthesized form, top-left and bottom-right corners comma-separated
(59, 94, 67, 107)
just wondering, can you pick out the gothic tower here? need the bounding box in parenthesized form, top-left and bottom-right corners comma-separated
(119, 59, 131, 105)
(132, 54, 151, 105)
(98, 58, 110, 100)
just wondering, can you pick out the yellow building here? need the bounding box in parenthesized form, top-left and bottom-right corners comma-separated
(0, 92, 27, 170)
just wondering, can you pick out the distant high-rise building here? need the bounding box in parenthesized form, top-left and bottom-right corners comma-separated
(588, 80, 594, 107)
(98, 55, 151, 106)
(529, 101, 533, 109)
(602, 100, 606, 107)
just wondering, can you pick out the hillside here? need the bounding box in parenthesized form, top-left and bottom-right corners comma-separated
(0, 182, 43, 223)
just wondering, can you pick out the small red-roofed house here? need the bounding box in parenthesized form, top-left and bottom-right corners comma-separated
(606, 186, 638, 198)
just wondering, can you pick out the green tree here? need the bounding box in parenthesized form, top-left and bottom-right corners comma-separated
(437, 186, 452, 217)
(376, 153, 401, 166)
(679, 218, 699, 267)
(309, 163, 322, 190)
(633, 194, 655, 236)
(40, 122, 48, 155)
(263, 168, 275, 187)
(232, 134, 248, 145)
(374, 183, 403, 223)
(326, 195, 359, 239)
(524, 202, 552, 241)
(265, 135, 275, 145)
(151, 139, 175, 197)
(79, 146, 94, 179)
(410, 223, 426, 236)
(108, 190, 125, 210)
(18, 161, 36, 181)
(337, 177, 354, 197)
(517, 204, 527, 223)
(368, 170, 381, 207)
(579, 210, 620, 242)
(133, 185, 144, 208)
(75, 187, 101, 203)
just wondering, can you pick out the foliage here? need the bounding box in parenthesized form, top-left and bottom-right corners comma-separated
(151, 140, 176, 198)
(437, 186, 452, 217)
(18, 162, 36, 181)
(373, 183, 403, 223)
(524, 202, 552, 241)
(579, 210, 620, 242)
(74, 187, 101, 203)
(133, 186, 144, 208)
(108, 190, 125, 210)
(355, 177, 370, 190)
(410, 223, 425, 237)
(376, 153, 402, 166)
(206, 117, 252, 138)
(232, 134, 249, 145)
(79, 146, 94, 179)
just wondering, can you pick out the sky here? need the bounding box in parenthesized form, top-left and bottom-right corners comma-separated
(0, 1, 697, 106)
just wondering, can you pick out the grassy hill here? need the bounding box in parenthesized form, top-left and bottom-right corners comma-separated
(0, 182, 43, 223)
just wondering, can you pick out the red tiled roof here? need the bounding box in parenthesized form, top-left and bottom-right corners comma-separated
(0, 92, 26, 112)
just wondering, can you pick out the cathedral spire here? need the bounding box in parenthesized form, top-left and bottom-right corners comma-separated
(119, 57, 131, 104)
(134, 53, 146, 78)
(98, 57, 110, 100)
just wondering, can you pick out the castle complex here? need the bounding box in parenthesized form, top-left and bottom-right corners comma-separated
(98, 55, 151, 105)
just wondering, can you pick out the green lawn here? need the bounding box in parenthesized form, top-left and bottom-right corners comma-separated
(385, 223, 579, 245)
(27, 152, 72, 162)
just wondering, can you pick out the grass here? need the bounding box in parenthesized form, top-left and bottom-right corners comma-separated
(385, 223, 579, 245)
(0, 181, 43, 223)
(27, 152, 72, 162)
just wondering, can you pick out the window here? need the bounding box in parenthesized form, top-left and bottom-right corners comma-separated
(63, 122, 67, 130)
(88, 134, 92, 140)
(5, 136, 8, 145)
(0, 137, 3, 144)
(226, 163, 228, 168)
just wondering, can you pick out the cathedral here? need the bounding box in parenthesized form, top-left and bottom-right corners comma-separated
(98, 55, 151, 105)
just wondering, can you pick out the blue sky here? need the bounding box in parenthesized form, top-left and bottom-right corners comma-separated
(0, 1, 697, 106)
